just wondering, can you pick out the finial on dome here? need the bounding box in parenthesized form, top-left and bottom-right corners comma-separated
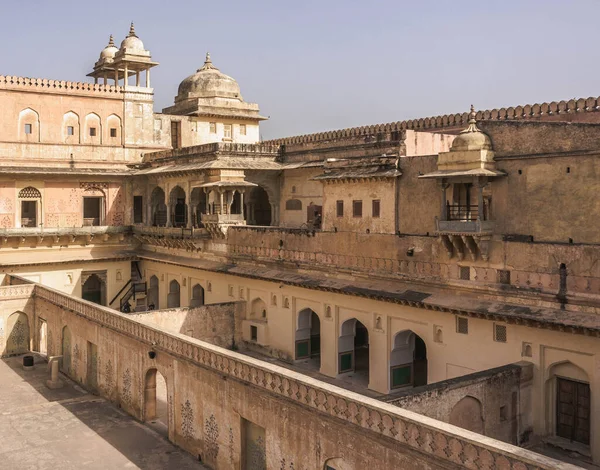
(108, 35, 115, 47)
(197, 52, 218, 72)
(128, 22, 137, 37)
(461, 104, 481, 134)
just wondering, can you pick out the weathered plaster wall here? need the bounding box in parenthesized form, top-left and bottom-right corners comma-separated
(388, 363, 534, 446)
(279, 167, 323, 227)
(129, 301, 243, 349)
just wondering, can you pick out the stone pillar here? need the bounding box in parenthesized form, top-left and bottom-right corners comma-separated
(115, 68, 119, 85)
(103, 73, 108, 85)
(219, 191, 224, 215)
(124, 64, 129, 86)
(166, 203, 172, 227)
(136, 71, 140, 87)
(46, 356, 64, 389)
(146, 69, 151, 88)
(147, 203, 153, 226)
(270, 203, 276, 226)
(94, 76, 98, 84)
(440, 180, 450, 221)
(476, 177, 486, 221)
(205, 189, 211, 215)
(240, 191, 245, 217)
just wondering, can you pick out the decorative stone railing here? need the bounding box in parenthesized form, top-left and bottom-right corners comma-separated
(32, 283, 571, 469)
(436, 219, 495, 234)
(0, 75, 122, 95)
(143, 141, 280, 162)
(265, 96, 600, 145)
(0, 284, 35, 299)
(133, 225, 209, 239)
(0, 226, 130, 239)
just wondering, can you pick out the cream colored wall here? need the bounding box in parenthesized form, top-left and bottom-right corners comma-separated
(4, 260, 130, 305)
(322, 179, 396, 233)
(138, 258, 600, 456)
(279, 168, 323, 227)
(403, 130, 455, 157)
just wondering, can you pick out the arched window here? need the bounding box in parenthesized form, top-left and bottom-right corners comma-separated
(190, 283, 205, 308)
(19, 108, 40, 142)
(84, 113, 102, 144)
(151, 187, 167, 227)
(250, 297, 267, 319)
(18, 186, 42, 227)
(167, 279, 181, 308)
(106, 114, 122, 142)
(63, 111, 80, 143)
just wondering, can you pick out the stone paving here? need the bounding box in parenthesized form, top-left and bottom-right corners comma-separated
(0, 354, 208, 470)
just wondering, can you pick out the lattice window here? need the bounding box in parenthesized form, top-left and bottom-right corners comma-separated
(456, 316, 469, 334)
(494, 324, 507, 343)
(497, 269, 511, 285)
(18, 187, 41, 199)
(459, 266, 471, 281)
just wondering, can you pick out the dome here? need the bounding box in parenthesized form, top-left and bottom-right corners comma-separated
(120, 23, 145, 52)
(176, 53, 242, 102)
(99, 35, 118, 61)
(450, 106, 492, 151)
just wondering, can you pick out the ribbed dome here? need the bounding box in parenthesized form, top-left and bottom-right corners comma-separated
(176, 53, 242, 102)
(99, 35, 118, 61)
(120, 23, 145, 52)
(451, 106, 492, 151)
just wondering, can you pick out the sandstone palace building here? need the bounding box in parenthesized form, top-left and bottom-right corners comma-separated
(0, 24, 598, 469)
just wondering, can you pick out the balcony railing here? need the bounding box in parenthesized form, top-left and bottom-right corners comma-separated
(201, 213, 245, 224)
(436, 204, 494, 234)
(133, 225, 209, 239)
(0, 226, 129, 236)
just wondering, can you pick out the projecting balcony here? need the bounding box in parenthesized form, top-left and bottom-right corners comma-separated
(0, 225, 129, 246)
(436, 205, 494, 234)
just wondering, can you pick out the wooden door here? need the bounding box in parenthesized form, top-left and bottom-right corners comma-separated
(556, 378, 590, 445)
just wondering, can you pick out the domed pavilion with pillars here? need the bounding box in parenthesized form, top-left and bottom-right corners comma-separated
(87, 23, 158, 87)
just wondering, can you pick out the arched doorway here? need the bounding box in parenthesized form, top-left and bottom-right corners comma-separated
(390, 330, 428, 389)
(82, 273, 106, 306)
(144, 368, 169, 437)
(295, 309, 321, 366)
(18, 186, 42, 227)
(338, 319, 369, 382)
(190, 283, 205, 308)
(83, 188, 106, 226)
(190, 187, 206, 227)
(247, 186, 271, 226)
(5, 312, 29, 356)
(449, 396, 484, 434)
(546, 361, 590, 445)
(231, 190, 242, 215)
(169, 186, 186, 227)
(147, 275, 159, 309)
(167, 280, 180, 308)
(151, 187, 167, 227)
(61, 325, 72, 374)
(38, 318, 47, 356)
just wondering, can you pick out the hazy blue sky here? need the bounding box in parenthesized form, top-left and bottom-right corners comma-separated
(1, 0, 598, 139)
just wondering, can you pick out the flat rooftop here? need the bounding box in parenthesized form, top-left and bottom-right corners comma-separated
(0, 354, 207, 470)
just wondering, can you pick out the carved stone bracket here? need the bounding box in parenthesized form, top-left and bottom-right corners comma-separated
(474, 236, 491, 261)
(461, 235, 478, 261)
(438, 234, 453, 258)
(450, 235, 465, 261)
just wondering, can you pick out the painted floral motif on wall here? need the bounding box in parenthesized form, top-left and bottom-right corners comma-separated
(204, 413, 219, 461)
(181, 399, 195, 440)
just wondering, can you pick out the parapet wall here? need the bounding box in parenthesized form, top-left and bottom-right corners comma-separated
(0, 278, 573, 469)
(387, 363, 534, 447)
(0, 75, 123, 97)
(266, 95, 600, 145)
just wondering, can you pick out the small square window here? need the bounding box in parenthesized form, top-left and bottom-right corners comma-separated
(372, 199, 380, 218)
(456, 316, 469, 334)
(24, 124, 32, 134)
(209, 122, 216, 133)
(494, 324, 507, 343)
(250, 325, 258, 341)
(89, 127, 97, 137)
(497, 269, 511, 285)
(336, 200, 344, 217)
(459, 266, 471, 281)
(239, 124, 247, 135)
(67, 126, 74, 136)
(352, 200, 363, 218)
(110, 128, 117, 138)
(228, 285, 234, 297)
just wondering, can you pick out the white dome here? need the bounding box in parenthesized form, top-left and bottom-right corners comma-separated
(119, 23, 145, 52)
(99, 35, 118, 61)
(176, 53, 242, 102)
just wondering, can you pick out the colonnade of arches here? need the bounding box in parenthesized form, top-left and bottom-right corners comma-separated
(145, 276, 205, 310)
(146, 184, 273, 227)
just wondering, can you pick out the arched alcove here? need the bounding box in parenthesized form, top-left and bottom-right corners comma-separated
(5, 312, 29, 355)
(106, 114, 122, 143)
(169, 186, 186, 227)
(250, 297, 267, 319)
(338, 319, 369, 384)
(82, 273, 106, 306)
(84, 112, 102, 144)
(246, 186, 271, 226)
(190, 283, 205, 308)
(390, 330, 427, 389)
(18, 108, 40, 142)
(150, 187, 167, 227)
(449, 396, 484, 434)
(167, 279, 180, 308)
(147, 275, 159, 309)
(63, 111, 80, 143)
(295, 309, 320, 365)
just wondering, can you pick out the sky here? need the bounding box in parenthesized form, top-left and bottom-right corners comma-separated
(1, 0, 599, 139)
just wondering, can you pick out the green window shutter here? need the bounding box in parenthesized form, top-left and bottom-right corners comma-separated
(296, 340, 310, 359)
(391, 365, 412, 388)
(339, 352, 353, 372)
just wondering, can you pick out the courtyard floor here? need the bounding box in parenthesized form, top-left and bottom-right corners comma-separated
(0, 354, 207, 470)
